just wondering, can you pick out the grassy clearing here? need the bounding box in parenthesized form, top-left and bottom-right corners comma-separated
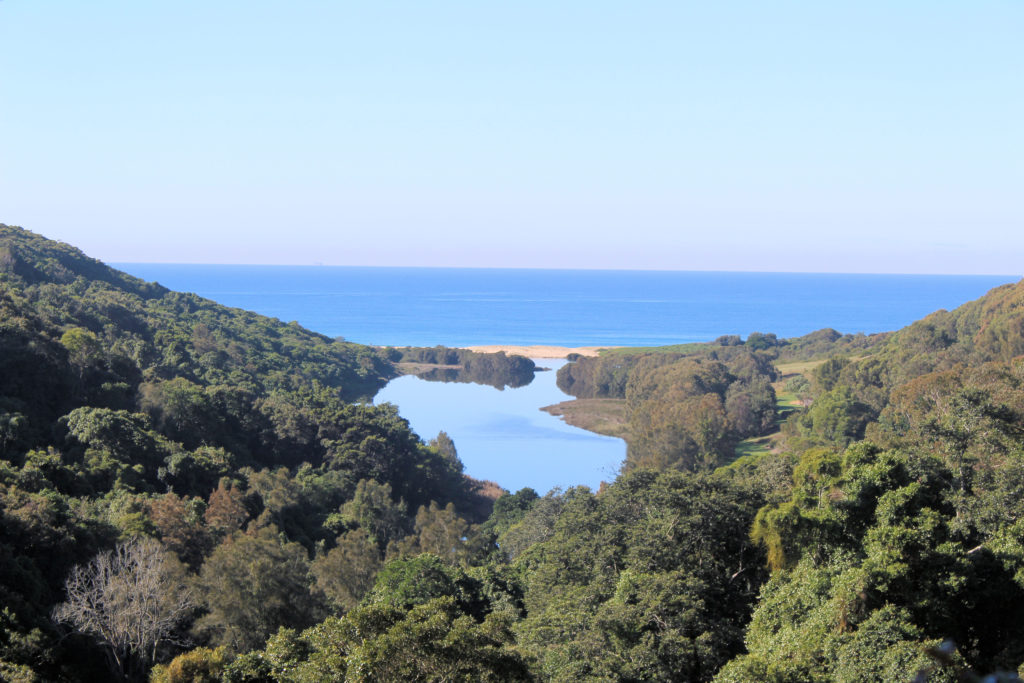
(775, 358, 828, 376)
(731, 385, 803, 461)
(600, 343, 708, 356)
(734, 435, 776, 459)
(775, 390, 798, 405)
(775, 391, 802, 415)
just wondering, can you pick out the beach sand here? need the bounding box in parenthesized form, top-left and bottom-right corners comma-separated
(462, 345, 617, 359)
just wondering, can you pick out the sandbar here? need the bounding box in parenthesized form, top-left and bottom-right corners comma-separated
(461, 345, 618, 359)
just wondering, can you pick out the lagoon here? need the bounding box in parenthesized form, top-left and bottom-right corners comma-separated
(111, 264, 1021, 492)
(374, 359, 624, 493)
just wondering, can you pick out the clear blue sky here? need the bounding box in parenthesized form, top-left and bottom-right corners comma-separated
(2, 2, 1021, 273)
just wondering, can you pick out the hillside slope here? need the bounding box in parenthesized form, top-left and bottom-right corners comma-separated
(0, 225, 484, 680)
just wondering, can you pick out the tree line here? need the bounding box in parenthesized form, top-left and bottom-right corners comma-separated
(387, 346, 537, 389)
(557, 342, 778, 471)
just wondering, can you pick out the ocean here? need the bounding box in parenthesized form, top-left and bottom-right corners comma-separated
(113, 265, 1018, 348)
(111, 265, 1019, 491)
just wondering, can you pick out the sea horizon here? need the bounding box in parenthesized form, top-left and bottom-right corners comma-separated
(114, 262, 1022, 278)
(113, 263, 1020, 349)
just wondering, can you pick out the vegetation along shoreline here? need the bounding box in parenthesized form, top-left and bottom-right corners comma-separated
(4, 223, 1024, 680)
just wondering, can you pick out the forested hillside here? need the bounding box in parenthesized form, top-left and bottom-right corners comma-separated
(0, 225, 485, 680)
(556, 343, 781, 471)
(3, 223, 1024, 681)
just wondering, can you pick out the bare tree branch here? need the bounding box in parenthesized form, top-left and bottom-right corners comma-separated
(52, 537, 196, 682)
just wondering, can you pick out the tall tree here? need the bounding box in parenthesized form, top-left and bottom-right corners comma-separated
(195, 525, 321, 653)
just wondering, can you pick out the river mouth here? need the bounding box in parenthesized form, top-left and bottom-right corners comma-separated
(373, 358, 625, 493)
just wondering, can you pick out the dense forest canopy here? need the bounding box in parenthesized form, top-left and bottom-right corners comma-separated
(0, 225, 487, 680)
(3, 223, 1024, 681)
(556, 344, 780, 471)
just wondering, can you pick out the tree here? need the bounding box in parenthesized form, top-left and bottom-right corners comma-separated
(368, 554, 468, 610)
(223, 598, 532, 683)
(195, 525, 321, 652)
(223, 555, 531, 682)
(339, 597, 531, 682)
(479, 487, 539, 540)
(204, 480, 250, 540)
(797, 385, 873, 448)
(741, 444, 1024, 679)
(51, 538, 195, 682)
(629, 394, 733, 472)
(149, 646, 230, 683)
(429, 430, 458, 463)
(812, 357, 850, 394)
(160, 446, 236, 498)
(745, 332, 779, 351)
(63, 407, 165, 467)
(148, 493, 210, 568)
(311, 529, 381, 613)
(60, 327, 103, 379)
(513, 471, 766, 682)
(336, 479, 409, 552)
(0, 411, 27, 459)
(389, 502, 475, 565)
(139, 378, 217, 449)
(725, 376, 777, 437)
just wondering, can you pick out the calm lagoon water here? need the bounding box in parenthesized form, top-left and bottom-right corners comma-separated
(374, 359, 624, 493)
(113, 264, 1019, 492)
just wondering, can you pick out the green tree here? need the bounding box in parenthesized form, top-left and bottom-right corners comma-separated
(335, 479, 409, 552)
(514, 471, 765, 682)
(797, 386, 873, 447)
(60, 327, 103, 378)
(390, 502, 475, 565)
(195, 525, 322, 652)
(742, 443, 1024, 679)
(224, 597, 531, 683)
(139, 378, 217, 450)
(311, 529, 381, 613)
(149, 646, 230, 683)
(0, 411, 28, 459)
(340, 597, 530, 682)
(367, 554, 470, 611)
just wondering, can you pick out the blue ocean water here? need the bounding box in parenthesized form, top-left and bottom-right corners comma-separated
(114, 265, 1018, 347)
(112, 264, 1019, 491)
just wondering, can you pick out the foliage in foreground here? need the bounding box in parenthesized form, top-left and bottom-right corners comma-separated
(5, 224, 1024, 681)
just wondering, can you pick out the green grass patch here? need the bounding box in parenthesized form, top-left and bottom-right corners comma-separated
(734, 435, 774, 459)
(775, 391, 798, 406)
(770, 392, 800, 430)
(775, 358, 828, 376)
(600, 343, 710, 357)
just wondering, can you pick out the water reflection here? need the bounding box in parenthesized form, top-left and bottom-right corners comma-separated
(393, 347, 537, 390)
(407, 365, 533, 390)
(374, 359, 625, 493)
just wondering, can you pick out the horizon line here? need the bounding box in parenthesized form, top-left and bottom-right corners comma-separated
(110, 261, 1022, 279)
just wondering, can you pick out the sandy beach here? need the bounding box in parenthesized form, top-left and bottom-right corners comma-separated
(462, 345, 618, 359)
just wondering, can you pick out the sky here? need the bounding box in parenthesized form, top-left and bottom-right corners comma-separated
(1, 2, 1022, 274)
